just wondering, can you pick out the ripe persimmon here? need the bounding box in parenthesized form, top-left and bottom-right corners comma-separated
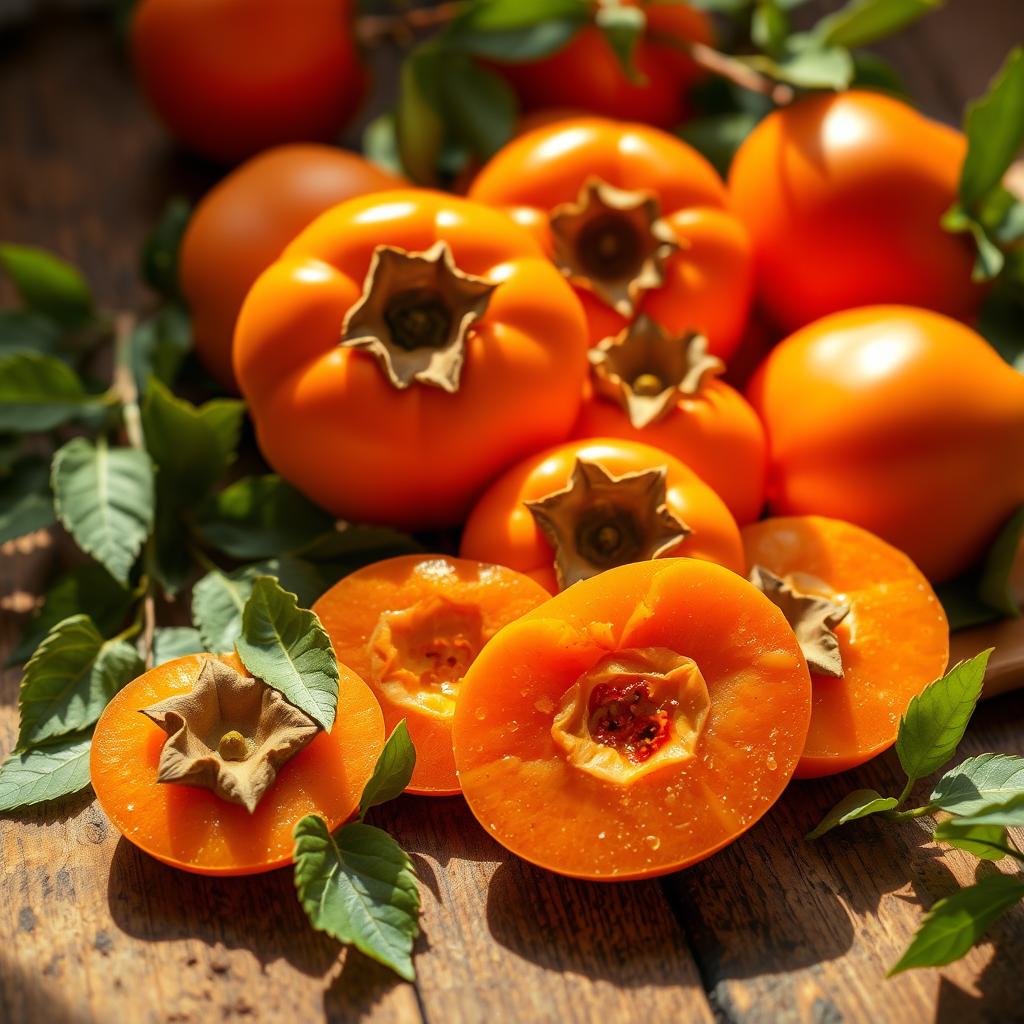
(747, 306, 1024, 583)
(313, 555, 550, 795)
(742, 516, 949, 778)
(234, 190, 589, 529)
(90, 653, 384, 876)
(468, 118, 753, 362)
(452, 557, 812, 880)
(459, 437, 745, 593)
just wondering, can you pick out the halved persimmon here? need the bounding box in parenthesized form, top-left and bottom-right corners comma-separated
(452, 558, 812, 880)
(313, 555, 550, 795)
(90, 652, 384, 875)
(741, 515, 949, 778)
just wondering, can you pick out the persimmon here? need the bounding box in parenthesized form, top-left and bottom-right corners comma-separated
(313, 555, 550, 795)
(747, 306, 1024, 583)
(180, 145, 404, 391)
(468, 117, 753, 362)
(234, 190, 588, 529)
(459, 437, 745, 593)
(728, 90, 984, 333)
(90, 653, 384, 876)
(131, 0, 367, 164)
(572, 317, 766, 523)
(492, 2, 712, 130)
(452, 557, 812, 880)
(742, 516, 949, 778)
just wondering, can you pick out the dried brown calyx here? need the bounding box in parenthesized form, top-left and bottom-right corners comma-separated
(749, 566, 851, 679)
(140, 659, 319, 813)
(525, 458, 691, 590)
(340, 240, 497, 393)
(590, 316, 725, 428)
(549, 178, 680, 317)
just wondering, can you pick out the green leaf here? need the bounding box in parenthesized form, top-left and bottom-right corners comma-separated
(130, 304, 192, 390)
(18, 615, 141, 747)
(396, 47, 446, 186)
(362, 114, 405, 177)
(236, 577, 339, 730)
(931, 754, 1024, 816)
(751, 1, 790, 58)
(0, 310, 62, 357)
(445, 0, 586, 62)
(766, 35, 855, 90)
(0, 352, 93, 432)
(889, 874, 1024, 974)
(595, 3, 646, 83)
(0, 731, 94, 811)
(0, 244, 93, 327)
(933, 819, 1011, 861)
(806, 788, 898, 840)
(0, 456, 54, 544)
(152, 626, 204, 667)
(895, 650, 993, 785)
(850, 50, 909, 97)
(977, 283, 1024, 372)
(52, 437, 155, 586)
(677, 111, 762, 177)
(299, 524, 422, 582)
(359, 721, 416, 819)
(934, 793, 1024, 829)
(813, 0, 941, 50)
(976, 506, 1024, 617)
(293, 816, 420, 981)
(436, 56, 518, 161)
(142, 197, 190, 301)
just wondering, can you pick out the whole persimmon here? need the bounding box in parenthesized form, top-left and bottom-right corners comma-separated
(181, 145, 404, 391)
(747, 306, 1024, 583)
(460, 437, 745, 593)
(131, 0, 367, 163)
(453, 557, 812, 880)
(469, 117, 753, 362)
(728, 90, 984, 333)
(234, 190, 589, 530)
(493, 2, 712, 130)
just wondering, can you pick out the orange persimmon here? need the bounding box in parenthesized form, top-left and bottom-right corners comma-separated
(741, 516, 949, 778)
(452, 557, 813, 880)
(90, 653, 384, 876)
(460, 437, 745, 593)
(313, 555, 550, 795)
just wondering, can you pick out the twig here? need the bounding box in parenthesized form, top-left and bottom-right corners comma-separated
(685, 41, 795, 105)
(357, 2, 462, 46)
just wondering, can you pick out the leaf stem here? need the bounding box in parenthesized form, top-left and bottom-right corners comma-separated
(883, 805, 936, 822)
(896, 776, 916, 809)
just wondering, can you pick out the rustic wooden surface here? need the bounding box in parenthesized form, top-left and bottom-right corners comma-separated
(3, 6, 1024, 1023)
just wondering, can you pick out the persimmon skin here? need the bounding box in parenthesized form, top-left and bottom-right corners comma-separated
(180, 145, 404, 391)
(90, 653, 384, 876)
(313, 555, 550, 795)
(573, 377, 767, 524)
(728, 91, 984, 333)
(453, 558, 812, 881)
(468, 118, 753, 362)
(234, 190, 589, 530)
(747, 306, 1024, 583)
(742, 516, 949, 778)
(132, 0, 367, 164)
(459, 437, 745, 593)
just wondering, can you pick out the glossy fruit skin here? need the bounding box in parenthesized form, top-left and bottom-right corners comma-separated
(728, 90, 984, 334)
(234, 190, 589, 530)
(313, 555, 550, 795)
(181, 145, 404, 391)
(469, 118, 753, 361)
(453, 557, 812, 880)
(493, 2, 712, 129)
(573, 376, 767, 524)
(90, 653, 384, 876)
(459, 437, 745, 593)
(742, 515, 949, 778)
(132, 0, 367, 163)
(747, 306, 1024, 583)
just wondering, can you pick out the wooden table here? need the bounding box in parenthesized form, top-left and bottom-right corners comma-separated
(3, 7, 1024, 1022)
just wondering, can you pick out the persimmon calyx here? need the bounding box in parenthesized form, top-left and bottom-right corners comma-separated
(551, 647, 710, 784)
(525, 458, 690, 590)
(140, 659, 319, 813)
(549, 178, 680, 317)
(749, 565, 850, 679)
(590, 316, 724, 428)
(340, 240, 497, 393)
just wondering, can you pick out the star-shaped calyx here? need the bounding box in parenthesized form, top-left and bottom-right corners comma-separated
(749, 566, 851, 679)
(549, 178, 680, 317)
(525, 458, 691, 590)
(340, 240, 497, 393)
(590, 316, 725, 429)
(140, 659, 319, 813)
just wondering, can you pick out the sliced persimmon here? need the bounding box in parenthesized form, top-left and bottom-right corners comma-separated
(312, 554, 550, 796)
(90, 652, 384, 876)
(452, 558, 812, 880)
(741, 515, 949, 778)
